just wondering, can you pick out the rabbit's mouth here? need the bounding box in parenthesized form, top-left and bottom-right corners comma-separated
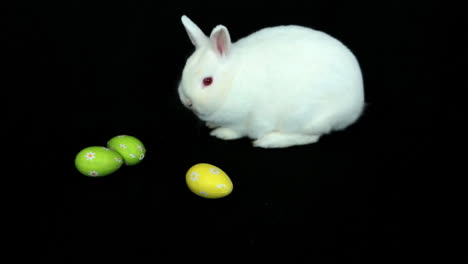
(180, 95, 192, 109)
(180, 95, 207, 117)
(192, 107, 210, 120)
(193, 109, 205, 118)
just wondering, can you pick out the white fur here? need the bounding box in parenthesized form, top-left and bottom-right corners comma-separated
(178, 15, 365, 148)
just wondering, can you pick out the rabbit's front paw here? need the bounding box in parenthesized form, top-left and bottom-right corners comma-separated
(253, 132, 320, 148)
(210, 127, 242, 140)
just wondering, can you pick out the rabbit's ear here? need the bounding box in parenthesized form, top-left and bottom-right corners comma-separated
(210, 25, 231, 57)
(181, 15, 207, 48)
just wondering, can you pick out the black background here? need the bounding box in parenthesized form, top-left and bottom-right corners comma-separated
(6, 1, 461, 263)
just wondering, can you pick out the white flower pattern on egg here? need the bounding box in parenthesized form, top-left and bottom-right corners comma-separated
(216, 184, 227, 190)
(114, 157, 123, 163)
(190, 172, 199, 181)
(199, 191, 208, 196)
(89, 170, 99, 177)
(210, 168, 220, 175)
(119, 144, 127, 149)
(137, 145, 144, 152)
(129, 153, 136, 158)
(85, 152, 96, 160)
(102, 147, 110, 151)
(117, 135, 126, 138)
(139, 154, 145, 160)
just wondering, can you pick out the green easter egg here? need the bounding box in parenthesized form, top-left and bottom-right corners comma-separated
(107, 135, 146, 166)
(75, 146, 124, 177)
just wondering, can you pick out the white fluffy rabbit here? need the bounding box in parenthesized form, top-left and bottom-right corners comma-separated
(178, 15, 365, 148)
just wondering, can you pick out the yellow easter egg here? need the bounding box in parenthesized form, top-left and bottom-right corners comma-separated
(186, 163, 233, 199)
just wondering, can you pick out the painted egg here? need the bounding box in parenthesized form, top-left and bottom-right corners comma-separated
(186, 163, 233, 199)
(75, 146, 124, 177)
(107, 135, 146, 166)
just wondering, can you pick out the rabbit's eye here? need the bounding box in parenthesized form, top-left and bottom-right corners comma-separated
(203, 77, 213, 87)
